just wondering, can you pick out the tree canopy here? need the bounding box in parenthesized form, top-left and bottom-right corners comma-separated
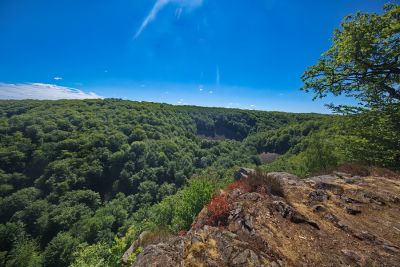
(302, 4, 399, 111)
(301, 4, 400, 169)
(0, 99, 329, 266)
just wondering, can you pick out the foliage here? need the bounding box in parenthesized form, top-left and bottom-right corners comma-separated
(336, 109, 400, 169)
(301, 4, 400, 169)
(71, 226, 138, 267)
(132, 175, 217, 234)
(70, 243, 108, 267)
(3, 99, 320, 266)
(0, 95, 396, 266)
(301, 133, 339, 175)
(204, 194, 230, 226)
(125, 247, 143, 266)
(258, 129, 342, 177)
(43, 232, 79, 267)
(5, 238, 43, 267)
(302, 4, 400, 110)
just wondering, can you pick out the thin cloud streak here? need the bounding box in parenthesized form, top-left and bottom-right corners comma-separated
(134, 0, 203, 39)
(216, 65, 220, 86)
(134, 0, 169, 39)
(0, 83, 103, 100)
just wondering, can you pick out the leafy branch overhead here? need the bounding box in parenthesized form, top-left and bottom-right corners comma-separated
(302, 4, 400, 110)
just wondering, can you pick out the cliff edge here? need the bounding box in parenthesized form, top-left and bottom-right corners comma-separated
(130, 170, 400, 266)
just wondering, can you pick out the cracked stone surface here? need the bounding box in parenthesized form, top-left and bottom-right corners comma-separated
(129, 171, 400, 267)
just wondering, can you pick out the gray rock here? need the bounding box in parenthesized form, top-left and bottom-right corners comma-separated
(341, 249, 362, 266)
(354, 231, 376, 242)
(267, 172, 299, 183)
(363, 191, 386, 205)
(122, 231, 150, 264)
(336, 221, 350, 231)
(311, 204, 326, 212)
(308, 189, 330, 202)
(132, 237, 185, 267)
(344, 206, 361, 215)
(324, 213, 339, 223)
(342, 196, 362, 204)
(308, 175, 336, 183)
(333, 171, 351, 178)
(234, 167, 256, 181)
(343, 176, 361, 184)
(314, 181, 344, 195)
(231, 249, 261, 266)
(272, 200, 319, 230)
(382, 244, 400, 254)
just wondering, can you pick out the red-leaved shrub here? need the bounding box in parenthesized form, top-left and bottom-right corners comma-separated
(205, 194, 230, 226)
(227, 180, 251, 193)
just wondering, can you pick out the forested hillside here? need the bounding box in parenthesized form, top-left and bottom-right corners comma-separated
(0, 99, 330, 266)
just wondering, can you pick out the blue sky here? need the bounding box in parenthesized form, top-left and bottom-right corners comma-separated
(0, 0, 390, 112)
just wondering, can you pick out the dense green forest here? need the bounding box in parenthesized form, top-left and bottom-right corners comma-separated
(0, 99, 331, 266)
(0, 99, 398, 266)
(0, 4, 398, 267)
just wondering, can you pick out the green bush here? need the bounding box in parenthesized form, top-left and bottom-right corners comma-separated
(260, 132, 340, 177)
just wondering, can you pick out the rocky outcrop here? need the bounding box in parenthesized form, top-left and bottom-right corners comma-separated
(234, 167, 256, 180)
(130, 170, 400, 267)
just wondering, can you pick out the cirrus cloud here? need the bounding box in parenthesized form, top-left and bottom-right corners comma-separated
(0, 83, 103, 100)
(134, 0, 203, 39)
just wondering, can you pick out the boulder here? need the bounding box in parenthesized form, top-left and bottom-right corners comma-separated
(234, 167, 256, 180)
(267, 172, 299, 183)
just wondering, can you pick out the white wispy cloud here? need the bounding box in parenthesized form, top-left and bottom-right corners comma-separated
(134, 0, 203, 39)
(216, 65, 220, 86)
(53, 76, 63, 81)
(226, 102, 241, 108)
(175, 7, 183, 19)
(0, 83, 103, 100)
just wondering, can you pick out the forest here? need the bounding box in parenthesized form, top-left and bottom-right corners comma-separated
(0, 3, 399, 267)
(0, 97, 398, 266)
(0, 99, 333, 266)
